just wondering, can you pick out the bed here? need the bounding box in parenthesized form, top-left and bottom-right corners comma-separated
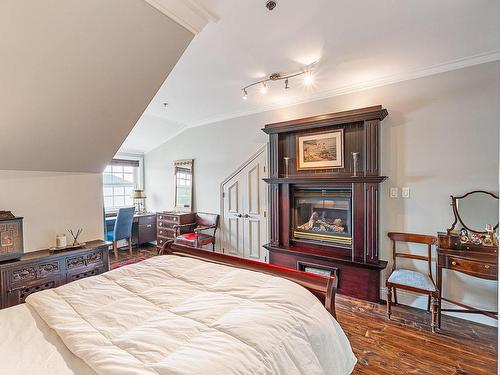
(0, 242, 356, 374)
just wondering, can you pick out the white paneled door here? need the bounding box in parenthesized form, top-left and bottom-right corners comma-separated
(221, 148, 268, 262)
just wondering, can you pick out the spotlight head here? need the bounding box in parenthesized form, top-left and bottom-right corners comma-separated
(242, 89, 248, 100)
(266, 0, 277, 11)
(303, 71, 314, 86)
(260, 83, 268, 94)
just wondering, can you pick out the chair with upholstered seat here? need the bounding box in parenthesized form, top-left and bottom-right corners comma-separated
(386, 232, 438, 332)
(173, 212, 219, 251)
(106, 206, 135, 259)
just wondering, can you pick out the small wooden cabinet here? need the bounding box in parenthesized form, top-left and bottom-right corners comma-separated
(436, 232, 498, 325)
(0, 240, 110, 309)
(156, 212, 196, 249)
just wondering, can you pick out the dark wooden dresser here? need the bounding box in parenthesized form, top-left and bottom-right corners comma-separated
(0, 240, 110, 309)
(156, 212, 195, 249)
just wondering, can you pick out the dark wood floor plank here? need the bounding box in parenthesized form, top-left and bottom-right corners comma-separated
(336, 295, 497, 375)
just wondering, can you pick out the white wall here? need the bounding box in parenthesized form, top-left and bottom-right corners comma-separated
(0, 170, 104, 251)
(145, 61, 500, 325)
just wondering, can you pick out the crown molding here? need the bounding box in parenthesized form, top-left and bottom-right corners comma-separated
(187, 49, 500, 128)
(144, 0, 218, 34)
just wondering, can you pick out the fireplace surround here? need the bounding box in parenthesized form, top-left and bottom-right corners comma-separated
(263, 106, 388, 302)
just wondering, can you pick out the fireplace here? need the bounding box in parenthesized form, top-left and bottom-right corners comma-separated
(263, 105, 389, 303)
(293, 188, 352, 247)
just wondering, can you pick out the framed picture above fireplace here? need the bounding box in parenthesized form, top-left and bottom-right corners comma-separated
(296, 129, 344, 170)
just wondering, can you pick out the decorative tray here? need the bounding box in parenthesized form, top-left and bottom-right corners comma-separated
(49, 243, 86, 252)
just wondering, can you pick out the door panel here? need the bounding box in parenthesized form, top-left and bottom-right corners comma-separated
(247, 164, 260, 215)
(222, 148, 268, 262)
(227, 181, 239, 213)
(223, 179, 244, 257)
(246, 218, 261, 260)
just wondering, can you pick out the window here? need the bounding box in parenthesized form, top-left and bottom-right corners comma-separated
(103, 159, 140, 212)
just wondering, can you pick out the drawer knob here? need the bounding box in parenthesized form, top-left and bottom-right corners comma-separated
(147, 224, 152, 228)
(451, 261, 457, 266)
(159, 216, 163, 220)
(159, 223, 163, 226)
(484, 265, 490, 269)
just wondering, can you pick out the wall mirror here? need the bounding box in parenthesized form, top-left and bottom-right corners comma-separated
(448, 190, 498, 234)
(174, 159, 194, 212)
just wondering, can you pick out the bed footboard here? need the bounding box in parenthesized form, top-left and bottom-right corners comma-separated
(159, 241, 337, 318)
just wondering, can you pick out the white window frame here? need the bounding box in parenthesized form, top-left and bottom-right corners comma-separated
(103, 152, 145, 214)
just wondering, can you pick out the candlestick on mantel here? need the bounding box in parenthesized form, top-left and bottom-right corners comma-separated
(352, 152, 360, 177)
(283, 157, 291, 178)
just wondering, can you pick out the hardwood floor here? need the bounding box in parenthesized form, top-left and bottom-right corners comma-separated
(337, 296, 497, 375)
(115, 246, 497, 375)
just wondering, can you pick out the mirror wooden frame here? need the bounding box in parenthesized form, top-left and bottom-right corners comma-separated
(174, 159, 194, 212)
(447, 190, 499, 234)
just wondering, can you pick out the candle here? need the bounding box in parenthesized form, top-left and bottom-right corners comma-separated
(56, 234, 67, 248)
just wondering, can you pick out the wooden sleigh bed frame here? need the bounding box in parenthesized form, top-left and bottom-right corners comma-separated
(159, 241, 337, 318)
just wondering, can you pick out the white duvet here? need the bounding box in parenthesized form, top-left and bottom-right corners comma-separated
(26, 255, 356, 375)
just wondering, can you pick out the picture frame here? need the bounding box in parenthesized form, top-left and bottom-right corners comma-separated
(296, 129, 344, 170)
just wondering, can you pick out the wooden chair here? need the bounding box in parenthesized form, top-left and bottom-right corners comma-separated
(106, 206, 135, 259)
(173, 212, 219, 251)
(386, 232, 439, 332)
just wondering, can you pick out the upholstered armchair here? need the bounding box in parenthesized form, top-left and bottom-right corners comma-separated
(173, 212, 219, 251)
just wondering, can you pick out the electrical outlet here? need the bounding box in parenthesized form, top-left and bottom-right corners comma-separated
(390, 187, 399, 198)
(402, 187, 410, 198)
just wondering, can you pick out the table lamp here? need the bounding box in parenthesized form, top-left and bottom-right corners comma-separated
(131, 189, 147, 213)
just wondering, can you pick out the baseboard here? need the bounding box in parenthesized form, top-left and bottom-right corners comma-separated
(380, 287, 497, 327)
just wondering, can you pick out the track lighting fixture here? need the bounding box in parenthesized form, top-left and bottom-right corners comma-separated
(241, 63, 316, 99)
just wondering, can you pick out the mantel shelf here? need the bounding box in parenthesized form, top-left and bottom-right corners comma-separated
(263, 176, 388, 184)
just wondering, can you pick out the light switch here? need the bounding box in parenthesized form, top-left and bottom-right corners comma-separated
(402, 187, 410, 198)
(390, 187, 399, 198)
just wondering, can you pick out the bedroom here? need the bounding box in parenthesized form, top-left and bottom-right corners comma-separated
(0, 0, 498, 374)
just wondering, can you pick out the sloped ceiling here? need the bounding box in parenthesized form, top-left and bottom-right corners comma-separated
(0, 0, 194, 173)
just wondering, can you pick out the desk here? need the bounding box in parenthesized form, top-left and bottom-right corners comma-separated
(105, 212, 157, 246)
(436, 232, 498, 328)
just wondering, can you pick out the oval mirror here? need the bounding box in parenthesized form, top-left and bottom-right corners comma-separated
(451, 191, 498, 233)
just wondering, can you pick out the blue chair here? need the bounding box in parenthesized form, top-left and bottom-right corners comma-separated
(107, 206, 135, 259)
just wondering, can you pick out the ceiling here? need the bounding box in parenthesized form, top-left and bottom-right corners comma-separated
(0, 0, 194, 173)
(121, 0, 500, 153)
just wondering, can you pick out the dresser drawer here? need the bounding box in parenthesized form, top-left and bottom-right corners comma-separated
(157, 220, 177, 229)
(157, 213, 195, 224)
(157, 236, 172, 247)
(157, 228, 175, 238)
(138, 215, 156, 226)
(8, 260, 61, 286)
(138, 223, 157, 244)
(66, 250, 104, 270)
(448, 257, 497, 278)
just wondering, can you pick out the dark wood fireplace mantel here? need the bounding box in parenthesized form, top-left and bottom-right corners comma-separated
(263, 105, 388, 302)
